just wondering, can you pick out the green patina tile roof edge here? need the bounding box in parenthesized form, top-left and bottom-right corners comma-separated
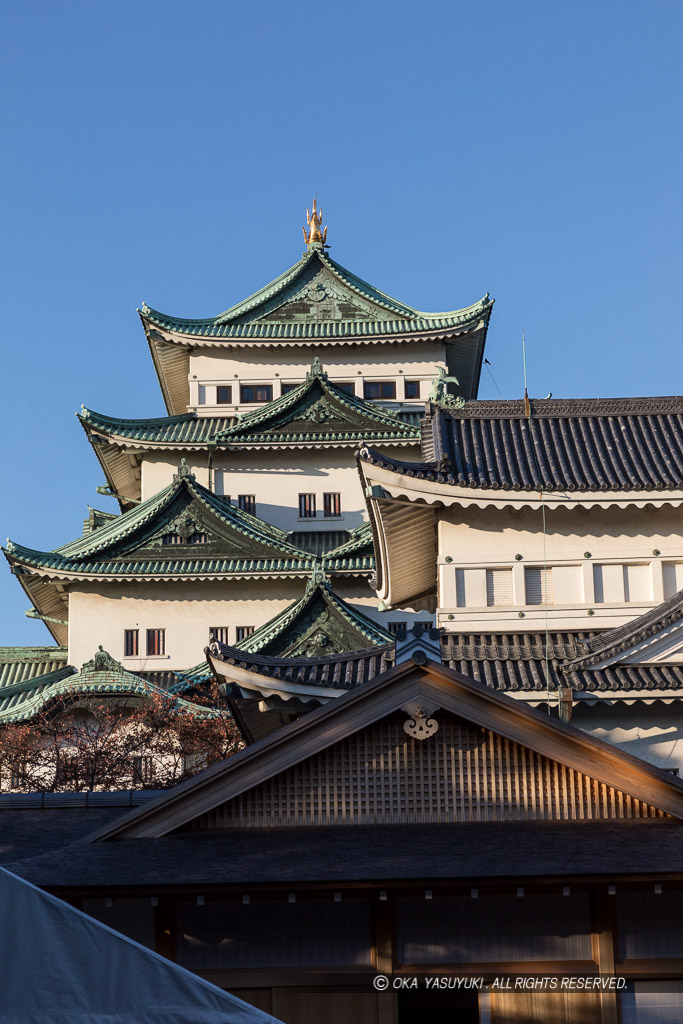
(4, 473, 317, 576)
(322, 522, 375, 572)
(236, 571, 392, 655)
(139, 250, 492, 338)
(0, 646, 68, 662)
(79, 408, 236, 444)
(215, 364, 420, 444)
(0, 649, 221, 722)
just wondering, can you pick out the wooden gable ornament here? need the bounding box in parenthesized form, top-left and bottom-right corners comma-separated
(90, 656, 683, 842)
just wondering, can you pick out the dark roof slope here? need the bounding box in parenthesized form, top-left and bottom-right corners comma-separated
(380, 396, 683, 492)
(570, 588, 683, 668)
(9, 819, 683, 888)
(209, 639, 394, 691)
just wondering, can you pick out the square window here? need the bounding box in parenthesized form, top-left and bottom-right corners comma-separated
(217, 385, 232, 404)
(146, 629, 165, 656)
(335, 382, 355, 395)
(363, 381, 396, 400)
(323, 492, 341, 517)
(281, 382, 302, 395)
(236, 626, 255, 642)
(124, 629, 139, 657)
(404, 380, 420, 399)
(240, 384, 273, 403)
(238, 495, 256, 516)
(299, 493, 316, 518)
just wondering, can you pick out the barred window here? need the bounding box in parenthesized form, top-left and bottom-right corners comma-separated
(146, 629, 165, 656)
(210, 627, 230, 644)
(387, 622, 404, 635)
(162, 533, 183, 545)
(299, 493, 316, 518)
(238, 495, 256, 516)
(236, 626, 255, 642)
(240, 384, 272, 403)
(216, 385, 232, 404)
(124, 629, 139, 657)
(132, 755, 154, 785)
(323, 492, 341, 517)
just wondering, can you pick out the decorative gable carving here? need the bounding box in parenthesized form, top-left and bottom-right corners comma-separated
(257, 267, 393, 324)
(187, 710, 669, 830)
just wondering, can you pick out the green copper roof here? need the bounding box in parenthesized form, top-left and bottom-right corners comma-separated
(4, 467, 317, 580)
(0, 647, 216, 723)
(140, 250, 492, 341)
(215, 360, 421, 446)
(0, 647, 69, 688)
(322, 522, 375, 573)
(236, 570, 392, 657)
(79, 409, 236, 445)
(78, 391, 420, 450)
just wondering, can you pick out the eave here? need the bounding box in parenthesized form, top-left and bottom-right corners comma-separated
(359, 450, 683, 514)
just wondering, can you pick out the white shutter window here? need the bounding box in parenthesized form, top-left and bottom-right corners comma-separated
(198, 385, 207, 405)
(525, 567, 554, 606)
(623, 564, 650, 603)
(486, 568, 513, 607)
(663, 562, 683, 600)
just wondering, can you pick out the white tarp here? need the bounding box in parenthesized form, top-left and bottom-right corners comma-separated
(0, 866, 283, 1024)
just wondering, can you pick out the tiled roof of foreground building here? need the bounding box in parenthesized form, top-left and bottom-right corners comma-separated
(374, 396, 683, 492)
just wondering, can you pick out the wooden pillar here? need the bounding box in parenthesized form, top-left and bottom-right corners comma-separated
(594, 888, 619, 1024)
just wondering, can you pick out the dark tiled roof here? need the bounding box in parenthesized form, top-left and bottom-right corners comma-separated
(209, 640, 395, 690)
(571, 588, 683, 667)
(441, 631, 683, 693)
(371, 397, 683, 492)
(0, 793, 163, 865)
(9, 821, 683, 887)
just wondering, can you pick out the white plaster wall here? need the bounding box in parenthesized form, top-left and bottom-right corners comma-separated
(437, 504, 683, 631)
(571, 702, 683, 772)
(140, 444, 422, 532)
(66, 577, 404, 669)
(187, 341, 446, 414)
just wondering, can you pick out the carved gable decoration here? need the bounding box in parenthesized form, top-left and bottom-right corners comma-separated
(257, 266, 393, 324)
(262, 598, 376, 658)
(117, 499, 291, 562)
(188, 709, 670, 830)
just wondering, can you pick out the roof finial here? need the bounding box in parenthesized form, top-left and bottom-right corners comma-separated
(302, 197, 328, 252)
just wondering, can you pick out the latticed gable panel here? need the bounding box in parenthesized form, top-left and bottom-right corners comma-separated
(190, 712, 668, 829)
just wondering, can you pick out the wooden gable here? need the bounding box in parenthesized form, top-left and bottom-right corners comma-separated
(187, 707, 668, 830)
(92, 660, 683, 840)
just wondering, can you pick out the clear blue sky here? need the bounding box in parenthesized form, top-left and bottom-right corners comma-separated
(1, 0, 681, 646)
